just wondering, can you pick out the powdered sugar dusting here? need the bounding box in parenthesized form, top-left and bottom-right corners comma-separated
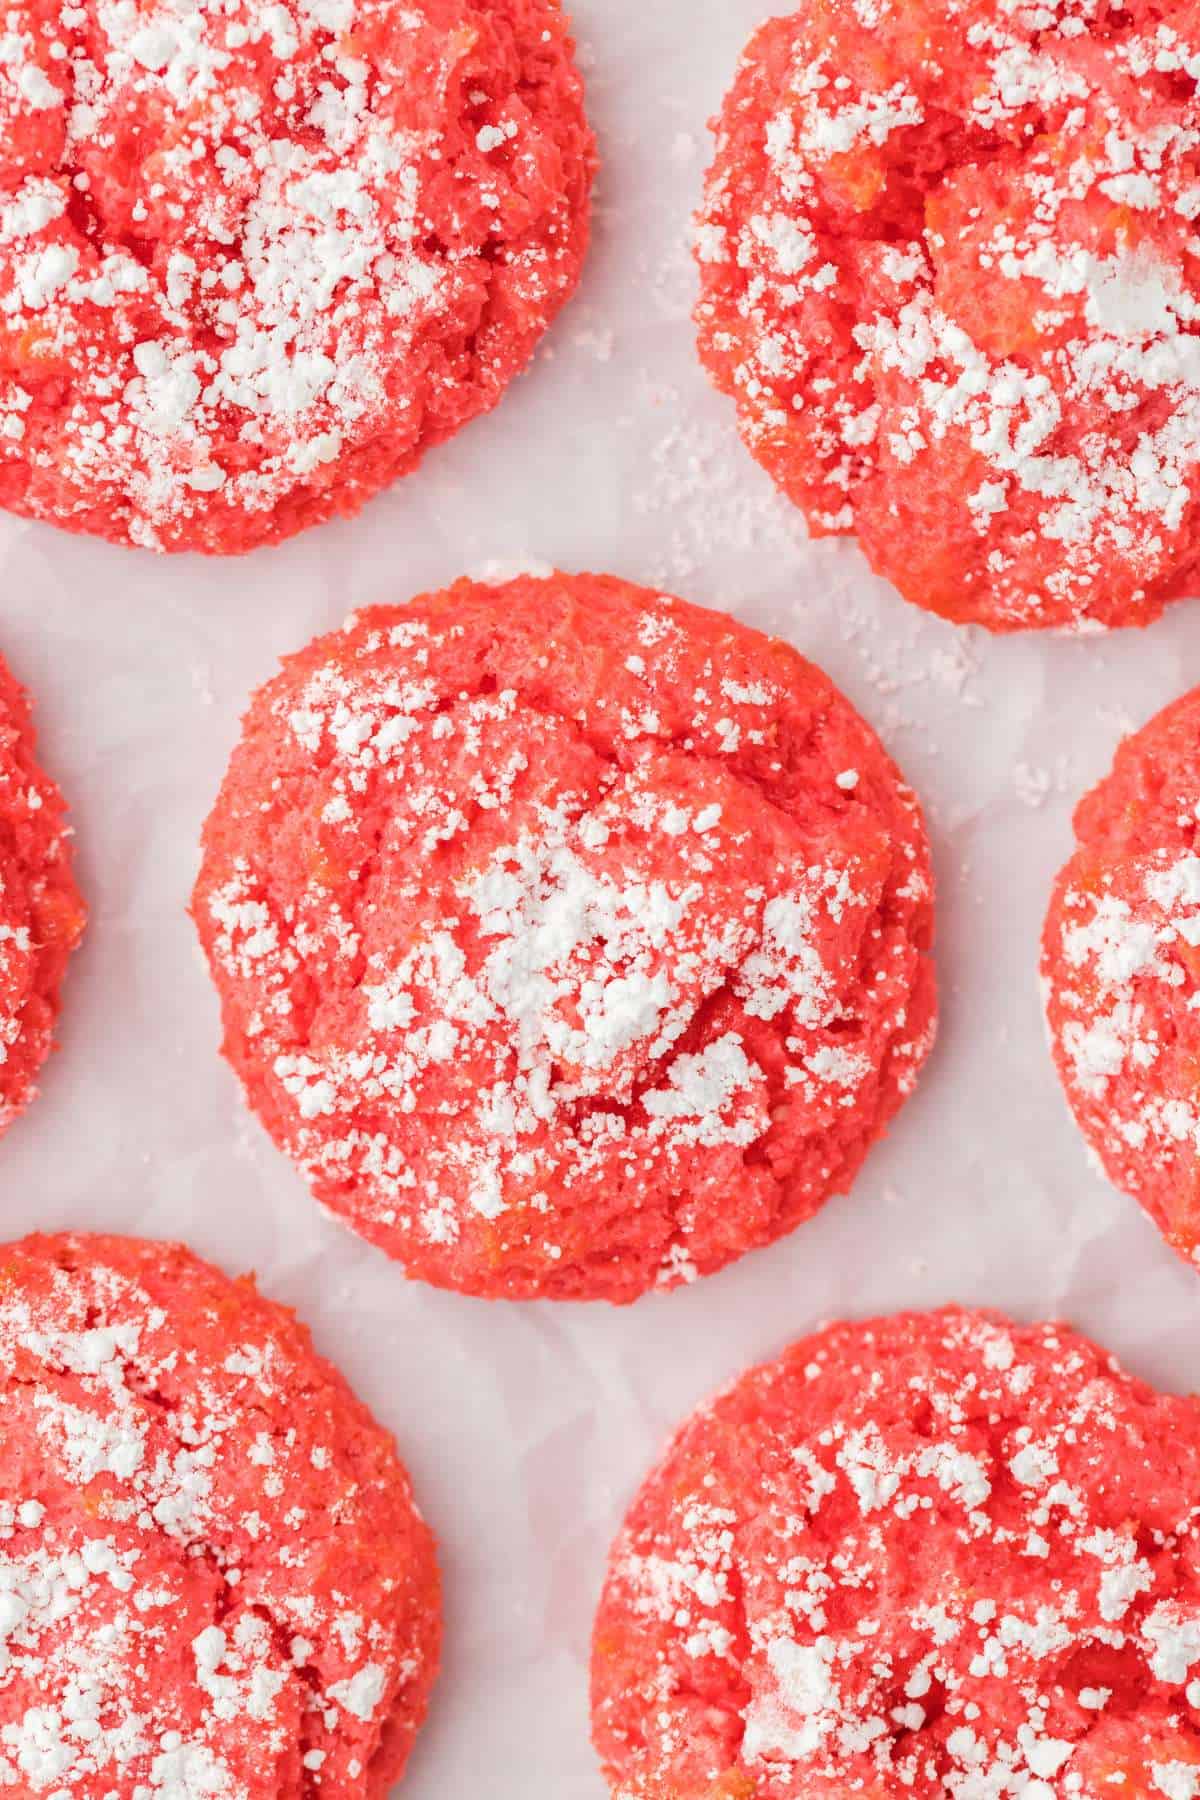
(0, 1234, 439, 1796)
(0, 656, 84, 1137)
(1047, 856, 1200, 1242)
(1042, 686, 1200, 1261)
(0, 0, 593, 551)
(594, 1309, 1200, 1798)
(194, 574, 937, 1302)
(696, 0, 1200, 631)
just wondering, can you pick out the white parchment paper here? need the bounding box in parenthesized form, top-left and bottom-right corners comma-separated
(5, 2, 1200, 1792)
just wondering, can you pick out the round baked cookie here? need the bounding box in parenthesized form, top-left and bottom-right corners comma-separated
(0, 651, 84, 1137)
(0, 0, 594, 554)
(1042, 686, 1200, 1267)
(592, 1307, 1200, 1800)
(192, 571, 937, 1303)
(0, 1231, 441, 1796)
(696, 0, 1200, 633)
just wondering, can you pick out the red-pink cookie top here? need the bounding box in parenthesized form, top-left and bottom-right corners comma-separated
(0, 0, 594, 553)
(696, 0, 1200, 633)
(192, 571, 936, 1303)
(0, 1232, 441, 1798)
(0, 652, 83, 1135)
(593, 1308, 1200, 1800)
(1043, 685, 1200, 1268)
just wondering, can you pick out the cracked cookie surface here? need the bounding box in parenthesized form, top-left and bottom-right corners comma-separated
(1043, 685, 1200, 1270)
(0, 0, 594, 552)
(592, 1308, 1200, 1799)
(0, 1231, 441, 1797)
(193, 571, 936, 1302)
(696, 0, 1200, 631)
